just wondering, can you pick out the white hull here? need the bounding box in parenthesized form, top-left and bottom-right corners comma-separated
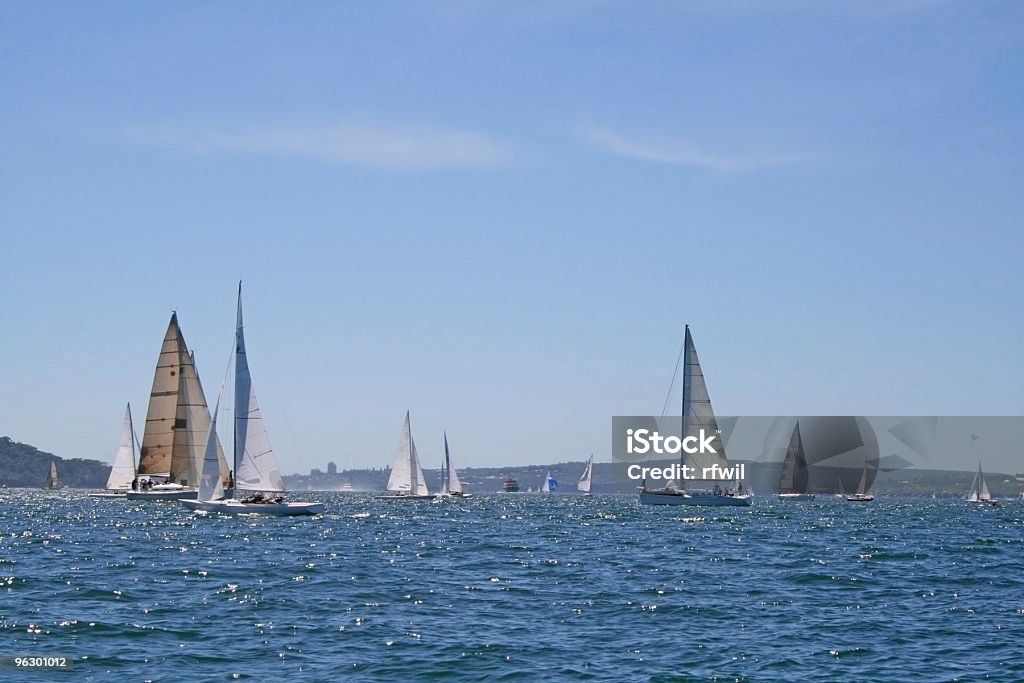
(126, 488, 198, 501)
(777, 493, 815, 501)
(375, 494, 437, 501)
(181, 499, 323, 516)
(89, 491, 128, 499)
(639, 490, 753, 507)
(846, 494, 874, 502)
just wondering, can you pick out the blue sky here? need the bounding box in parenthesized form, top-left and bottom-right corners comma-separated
(2, 1, 1022, 474)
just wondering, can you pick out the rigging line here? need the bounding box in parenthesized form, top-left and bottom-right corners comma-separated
(656, 339, 685, 434)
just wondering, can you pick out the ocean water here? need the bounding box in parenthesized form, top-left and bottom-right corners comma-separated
(1, 491, 1022, 682)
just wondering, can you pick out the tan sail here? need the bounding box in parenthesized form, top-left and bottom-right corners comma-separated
(139, 313, 229, 487)
(138, 313, 183, 477)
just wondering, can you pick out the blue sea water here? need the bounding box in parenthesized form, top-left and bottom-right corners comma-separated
(1, 491, 1022, 682)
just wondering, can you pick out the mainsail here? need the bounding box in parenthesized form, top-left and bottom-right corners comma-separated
(44, 461, 60, 489)
(234, 284, 286, 493)
(680, 325, 731, 476)
(779, 423, 810, 495)
(386, 411, 429, 495)
(577, 455, 593, 493)
(441, 431, 462, 495)
(106, 403, 138, 490)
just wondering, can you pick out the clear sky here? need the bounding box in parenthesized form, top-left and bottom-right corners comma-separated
(2, 1, 1022, 475)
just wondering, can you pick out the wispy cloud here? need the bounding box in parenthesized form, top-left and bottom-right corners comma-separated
(124, 121, 520, 171)
(579, 124, 806, 172)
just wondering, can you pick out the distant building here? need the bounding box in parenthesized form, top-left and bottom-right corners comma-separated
(327, 461, 337, 475)
(310, 468, 323, 477)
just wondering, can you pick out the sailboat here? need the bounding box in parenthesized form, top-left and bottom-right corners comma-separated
(638, 326, 752, 507)
(777, 422, 814, 500)
(965, 462, 999, 507)
(182, 284, 323, 516)
(127, 313, 230, 501)
(90, 403, 139, 498)
(577, 455, 593, 495)
(845, 462, 875, 502)
(437, 431, 472, 499)
(377, 412, 435, 500)
(42, 460, 61, 490)
(540, 471, 557, 493)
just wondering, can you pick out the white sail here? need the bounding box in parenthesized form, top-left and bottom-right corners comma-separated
(577, 455, 593, 493)
(44, 461, 60, 489)
(234, 285, 286, 493)
(541, 471, 552, 493)
(443, 432, 462, 494)
(680, 326, 731, 475)
(197, 393, 226, 502)
(855, 465, 869, 496)
(386, 411, 429, 495)
(106, 403, 138, 490)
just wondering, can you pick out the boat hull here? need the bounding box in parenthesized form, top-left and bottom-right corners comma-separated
(89, 492, 128, 499)
(777, 493, 815, 501)
(375, 494, 437, 501)
(181, 499, 323, 516)
(638, 490, 753, 507)
(126, 489, 198, 501)
(846, 494, 874, 502)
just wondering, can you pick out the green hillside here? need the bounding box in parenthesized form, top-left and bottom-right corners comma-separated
(0, 436, 109, 488)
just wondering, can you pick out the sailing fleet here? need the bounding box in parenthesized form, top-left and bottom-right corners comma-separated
(78, 314, 1015, 508)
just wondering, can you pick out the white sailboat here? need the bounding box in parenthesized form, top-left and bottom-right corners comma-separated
(777, 422, 814, 500)
(638, 326, 752, 507)
(965, 462, 999, 506)
(90, 403, 139, 498)
(437, 431, 472, 499)
(540, 471, 556, 493)
(128, 313, 230, 501)
(846, 462, 875, 502)
(182, 284, 323, 516)
(42, 460, 60, 490)
(377, 411, 435, 500)
(577, 455, 593, 495)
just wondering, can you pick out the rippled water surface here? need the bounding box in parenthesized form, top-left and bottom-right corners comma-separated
(1, 491, 1023, 681)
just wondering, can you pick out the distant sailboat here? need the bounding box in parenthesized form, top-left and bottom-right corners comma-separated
(577, 455, 593, 495)
(377, 412, 435, 500)
(540, 472, 557, 493)
(437, 432, 471, 499)
(965, 462, 999, 507)
(128, 313, 229, 501)
(777, 422, 814, 501)
(846, 462, 875, 502)
(638, 326, 752, 507)
(182, 284, 322, 516)
(90, 403, 139, 498)
(42, 460, 60, 490)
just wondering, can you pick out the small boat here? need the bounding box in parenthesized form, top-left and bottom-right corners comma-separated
(376, 412, 436, 500)
(846, 463, 875, 502)
(127, 312, 229, 501)
(777, 422, 814, 501)
(577, 455, 593, 495)
(964, 462, 999, 507)
(182, 284, 322, 516)
(436, 432, 472, 499)
(500, 478, 520, 493)
(540, 471, 557, 493)
(638, 326, 752, 507)
(90, 403, 140, 499)
(42, 460, 61, 490)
